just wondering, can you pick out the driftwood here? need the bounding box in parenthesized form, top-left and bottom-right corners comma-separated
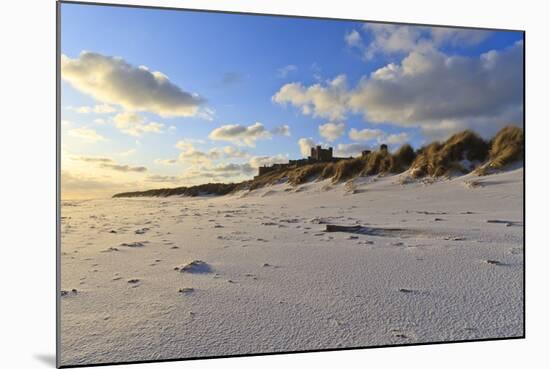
(325, 224, 363, 233)
(324, 224, 417, 238)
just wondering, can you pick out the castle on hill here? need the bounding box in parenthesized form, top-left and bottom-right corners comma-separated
(256, 145, 374, 177)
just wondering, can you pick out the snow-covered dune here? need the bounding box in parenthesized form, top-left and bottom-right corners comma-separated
(60, 167, 524, 366)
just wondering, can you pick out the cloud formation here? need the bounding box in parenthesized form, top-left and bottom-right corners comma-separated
(275, 41, 523, 139)
(358, 24, 492, 59)
(61, 51, 205, 117)
(74, 155, 148, 172)
(319, 122, 345, 141)
(176, 141, 219, 164)
(249, 154, 289, 168)
(298, 138, 316, 157)
(100, 163, 147, 172)
(222, 146, 249, 158)
(208, 122, 288, 146)
(272, 75, 349, 121)
(334, 142, 371, 157)
(349, 128, 384, 141)
(349, 128, 410, 147)
(271, 124, 291, 136)
(344, 29, 362, 48)
(113, 112, 164, 137)
(69, 104, 117, 114)
(154, 159, 178, 165)
(179, 161, 257, 184)
(385, 132, 410, 145)
(68, 127, 106, 143)
(277, 64, 298, 78)
(349, 42, 523, 130)
(75, 156, 114, 163)
(209, 163, 255, 175)
(208, 122, 270, 146)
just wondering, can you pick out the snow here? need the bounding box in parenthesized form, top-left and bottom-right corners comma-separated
(59, 167, 524, 366)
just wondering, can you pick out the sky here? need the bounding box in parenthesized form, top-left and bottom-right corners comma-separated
(60, 2, 524, 199)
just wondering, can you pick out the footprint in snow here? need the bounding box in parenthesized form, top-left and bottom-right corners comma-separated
(391, 331, 409, 339)
(178, 287, 194, 294)
(60, 289, 78, 297)
(120, 241, 146, 248)
(484, 259, 505, 266)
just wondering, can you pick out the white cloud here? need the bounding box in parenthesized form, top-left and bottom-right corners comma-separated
(419, 108, 523, 140)
(249, 154, 289, 168)
(74, 155, 147, 172)
(359, 24, 492, 59)
(208, 122, 272, 147)
(274, 41, 523, 140)
(298, 137, 316, 157)
(179, 161, 257, 184)
(349, 128, 409, 146)
(68, 127, 106, 143)
(209, 163, 255, 175)
(174, 143, 251, 165)
(61, 51, 205, 117)
(349, 128, 384, 141)
(345, 29, 362, 47)
(271, 124, 291, 136)
(70, 103, 117, 114)
(174, 140, 194, 151)
(431, 27, 493, 47)
(272, 75, 350, 121)
(384, 132, 410, 145)
(334, 143, 371, 157)
(349, 42, 524, 133)
(361, 24, 428, 59)
(154, 159, 178, 165)
(319, 122, 345, 141)
(196, 107, 216, 121)
(74, 156, 113, 163)
(222, 146, 249, 158)
(175, 140, 220, 163)
(113, 112, 164, 137)
(178, 149, 216, 164)
(99, 163, 147, 172)
(277, 64, 298, 78)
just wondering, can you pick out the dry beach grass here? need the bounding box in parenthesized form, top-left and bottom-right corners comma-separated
(114, 126, 523, 198)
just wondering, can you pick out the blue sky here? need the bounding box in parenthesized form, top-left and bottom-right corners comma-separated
(60, 2, 523, 198)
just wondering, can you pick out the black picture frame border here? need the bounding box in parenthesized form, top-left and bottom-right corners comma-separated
(55, 1, 526, 367)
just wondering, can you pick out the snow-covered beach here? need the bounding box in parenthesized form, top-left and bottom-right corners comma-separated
(60, 168, 524, 366)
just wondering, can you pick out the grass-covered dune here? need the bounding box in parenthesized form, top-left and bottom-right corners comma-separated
(475, 126, 525, 175)
(113, 182, 240, 198)
(113, 126, 524, 198)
